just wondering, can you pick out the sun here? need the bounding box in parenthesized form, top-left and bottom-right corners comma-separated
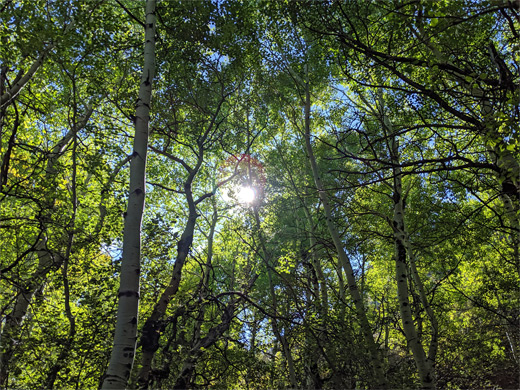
(237, 186, 255, 204)
(217, 154, 265, 206)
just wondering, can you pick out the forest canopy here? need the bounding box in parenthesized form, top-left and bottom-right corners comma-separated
(0, 0, 519, 389)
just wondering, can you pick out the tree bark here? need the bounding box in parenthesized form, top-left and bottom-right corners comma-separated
(381, 103, 435, 388)
(101, 1, 156, 388)
(136, 178, 199, 388)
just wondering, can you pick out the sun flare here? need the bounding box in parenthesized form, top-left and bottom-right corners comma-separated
(237, 186, 255, 204)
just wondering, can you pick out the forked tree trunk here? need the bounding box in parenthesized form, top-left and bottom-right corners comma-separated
(101, 1, 156, 388)
(169, 201, 259, 389)
(136, 174, 199, 388)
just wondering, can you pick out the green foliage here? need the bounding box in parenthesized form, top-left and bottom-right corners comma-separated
(0, 0, 518, 389)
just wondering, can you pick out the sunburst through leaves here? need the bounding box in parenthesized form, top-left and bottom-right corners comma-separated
(217, 154, 265, 206)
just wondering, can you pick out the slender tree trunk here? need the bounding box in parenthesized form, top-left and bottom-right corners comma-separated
(171, 203, 258, 389)
(252, 208, 298, 388)
(137, 55, 229, 386)
(0, 243, 51, 387)
(407, 247, 439, 369)
(302, 74, 387, 389)
(136, 141, 213, 387)
(169, 201, 218, 389)
(387, 122, 434, 388)
(101, 1, 156, 388)
(0, 101, 19, 192)
(43, 118, 80, 389)
(136, 195, 197, 388)
(0, 44, 53, 109)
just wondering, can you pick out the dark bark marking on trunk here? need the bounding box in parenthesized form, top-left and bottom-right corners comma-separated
(118, 290, 139, 298)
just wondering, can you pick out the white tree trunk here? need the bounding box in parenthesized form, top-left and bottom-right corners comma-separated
(0, 44, 53, 108)
(101, 1, 156, 388)
(391, 153, 434, 389)
(383, 105, 435, 388)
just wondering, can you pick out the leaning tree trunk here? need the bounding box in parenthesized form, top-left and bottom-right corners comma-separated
(0, 44, 54, 109)
(101, 1, 156, 388)
(302, 73, 387, 389)
(136, 168, 200, 388)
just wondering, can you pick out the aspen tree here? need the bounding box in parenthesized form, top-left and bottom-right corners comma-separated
(101, 0, 156, 387)
(302, 68, 388, 389)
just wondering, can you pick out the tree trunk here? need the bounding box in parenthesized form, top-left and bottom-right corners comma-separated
(0, 242, 52, 387)
(253, 208, 298, 388)
(136, 196, 197, 388)
(169, 202, 218, 389)
(0, 44, 53, 109)
(302, 74, 387, 389)
(43, 125, 80, 389)
(171, 203, 258, 389)
(385, 108, 435, 388)
(101, 1, 156, 388)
